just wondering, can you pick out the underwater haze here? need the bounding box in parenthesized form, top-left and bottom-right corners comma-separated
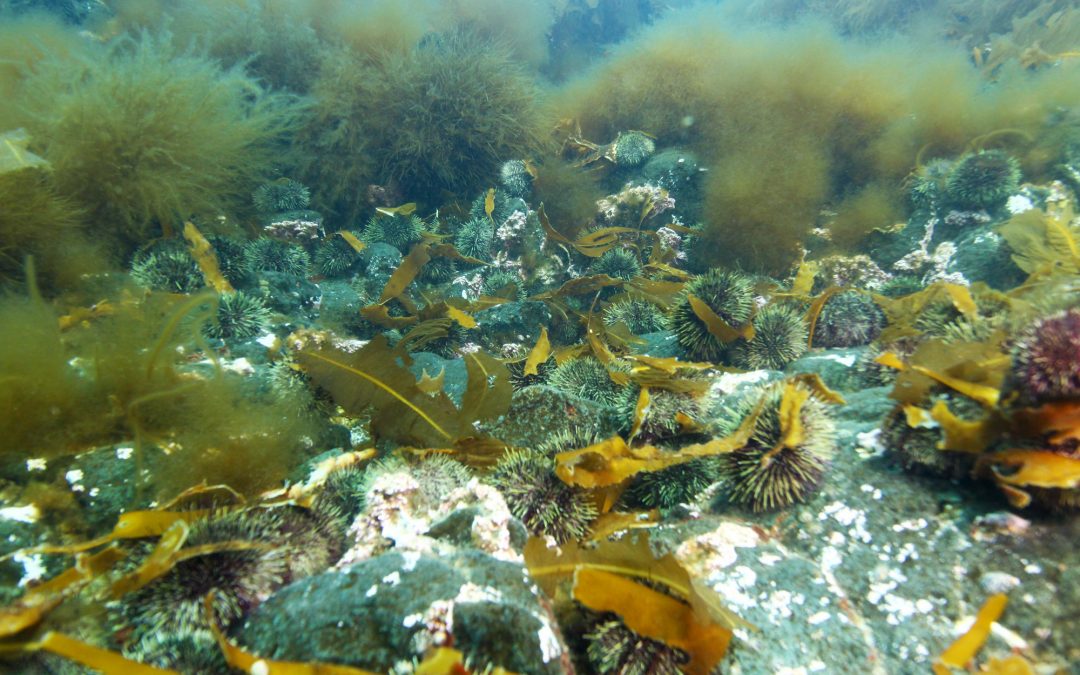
(1, 0, 1080, 673)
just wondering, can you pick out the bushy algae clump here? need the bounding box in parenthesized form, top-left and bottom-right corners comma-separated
(19, 32, 302, 253)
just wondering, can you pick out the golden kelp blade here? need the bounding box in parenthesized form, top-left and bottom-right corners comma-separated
(687, 294, 754, 342)
(627, 386, 651, 443)
(375, 202, 417, 217)
(587, 510, 659, 541)
(110, 520, 189, 597)
(0, 547, 123, 637)
(459, 350, 513, 427)
(484, 187, 496, 222)
(804, 286, 841, 348)
(555, 402, 762, 488)
(523, 326, 551, 376)
(572, 226, 638, 257)
(928, 400, 1002, 454)
(523, 535, 754, 632)
(573, 568, 732, 675)
(9, 632, 179, 675)
(9, 509, 210, 559)
(532, 274, 623, 299)
(182, 221, 234, 293)
(445, 306, 477, 329)
(360, 304, 418, 329)
(337, 230, 366, 253)
(296, 335, 459, 446)
(984, 450, 1080, 490)
(416, 368, 446, 395)
(932, 593, 1007, 675)
(381, 241, 432, 302)
(537, 202, 573, 244)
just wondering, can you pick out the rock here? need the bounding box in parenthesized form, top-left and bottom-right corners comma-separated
(787, 348, 867, 391)
(473, 301, 551, 353)
(316, 280, 367, 336)
(63, 443, 164, 535)
(260, 270, 319, 315)
(236, 550, 570, 675)
(631, 329, 682, 358)
(407, 352, 468, 406)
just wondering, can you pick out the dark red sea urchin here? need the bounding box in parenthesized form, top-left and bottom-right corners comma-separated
(1012, 308, 1080, 404)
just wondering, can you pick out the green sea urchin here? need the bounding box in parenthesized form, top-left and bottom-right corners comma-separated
(585, 619, 686, 675)
(203, 291, 270, 341)
(812, 291, 885, 348)
(588, 248, 642, 282)
(243, 238, 310, 278)
(730, 304, 808, 371)
(253, 178, 310, 214)
(715, 382, 837, 511)
(603, 298, 667, 335)
(547, 356, 634, 410)
(612, 131, 656, 168)
(130, 246, 204, 294)
(946, 149, 1021, 211)
(670, 269, 755, 362)
(489, 449, 596, 543)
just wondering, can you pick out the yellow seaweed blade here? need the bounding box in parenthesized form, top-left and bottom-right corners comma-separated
(986, 449, 1080, 490)
(183, 221, 234, 293)
(929, 400, 1000, 454)
(909, 364, 1001, 408)
(375, 202, 417, 217)
(627, 386, 651, 443)
(460, 350, 512, 427)
(337, 230, 366, 254)
(110, 520, 189, 597)
(381, 241, 432, 302)
(416, 368, 446, 395)
(296, 336, 459, 446)
(485, 187, 496, 222)
(789, 258, 818, 297)
(445, 305, 477, 329)
(687, 294, 754, 343)
(523, 326, 551, 376)
(572, 568, 731, 675)
(26, 632, 180, 675)
(934, 593, 1008, 672)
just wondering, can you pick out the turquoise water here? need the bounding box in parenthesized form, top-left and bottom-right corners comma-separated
(0, 1, 1078, 673)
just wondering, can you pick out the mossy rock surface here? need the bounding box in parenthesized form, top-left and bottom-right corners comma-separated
(235, 551, 565, 674)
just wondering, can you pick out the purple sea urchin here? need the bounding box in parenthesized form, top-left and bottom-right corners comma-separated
(812, 291, 886, 348)
(585, 619, 687, 675)
(1011, 308, 1080, 404)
